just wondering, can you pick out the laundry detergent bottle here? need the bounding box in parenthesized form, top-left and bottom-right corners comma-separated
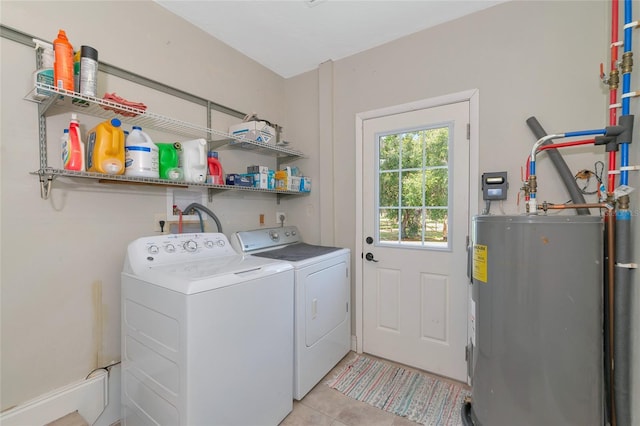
(62, 113, 85, 171)
(207, 151, 223, 185)
(125, 126, 159, 178)
(157, 142, 183, 181)
(180, 138, 207, 183)
(86, 118, 125, 174)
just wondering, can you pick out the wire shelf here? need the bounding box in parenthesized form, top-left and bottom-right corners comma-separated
(26, 83, 305, 158)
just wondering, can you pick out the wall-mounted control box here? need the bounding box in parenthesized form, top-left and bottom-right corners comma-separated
(482, 171, 508, 200)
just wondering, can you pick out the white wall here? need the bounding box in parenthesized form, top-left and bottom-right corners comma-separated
(2, 0, 638, 422)
(0, 0, 289, 412)
(284, 0, 639, 422)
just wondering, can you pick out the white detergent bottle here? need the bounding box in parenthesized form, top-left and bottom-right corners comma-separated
(125, 126, 159, 178)
(180, 138, 207, 183)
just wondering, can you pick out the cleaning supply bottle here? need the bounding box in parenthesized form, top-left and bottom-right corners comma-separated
(180, 139, 207, 183)
(62, 113, 85, 171)
(125, 126, 159, 178)
(32, 38, 54, 100)
(60, 128, 69, 168)
(79, 45, 98, 97)
(86, 118, 125, 174)
(53, 29, 74, 91)
(207, 151, 223, 184)
(157, 142, 183, 181)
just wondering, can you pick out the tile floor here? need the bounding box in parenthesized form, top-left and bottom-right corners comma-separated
(279, 352, 469, 426)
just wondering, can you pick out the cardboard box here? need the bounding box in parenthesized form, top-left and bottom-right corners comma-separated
(300, 177, 312, 192)
(251, 173, 269, 189)
(247, 165, 270, 174)
(229, 121, 275, 144)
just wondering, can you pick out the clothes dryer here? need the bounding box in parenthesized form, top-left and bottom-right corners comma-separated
(121, 232, 294, 426)
(232, 226, 351, 400)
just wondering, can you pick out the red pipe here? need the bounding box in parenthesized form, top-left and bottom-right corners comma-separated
(537, 138, 595, 152)
(608, 0, 620, 193)
(523, 139, 595, 202)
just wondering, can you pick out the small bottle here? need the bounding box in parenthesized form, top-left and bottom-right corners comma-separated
(207, 151, 223, 185)
(53, 29, 74, 91)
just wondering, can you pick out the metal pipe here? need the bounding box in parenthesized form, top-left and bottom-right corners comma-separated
(536, 202, 613, 211)
(525, 117, 590, 215)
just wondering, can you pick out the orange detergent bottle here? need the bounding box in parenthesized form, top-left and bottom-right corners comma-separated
(53, 29, 74, 91)
(86, 118, 125, 174)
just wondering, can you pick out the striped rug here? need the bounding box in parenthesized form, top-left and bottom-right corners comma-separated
(327, 354, 469, 426)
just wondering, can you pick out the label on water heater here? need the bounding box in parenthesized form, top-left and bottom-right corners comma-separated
(473, 244, 488, 283)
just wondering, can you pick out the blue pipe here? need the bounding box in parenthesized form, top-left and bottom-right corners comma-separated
(620, 0, 633, 185)
(563, 129, 606, 137)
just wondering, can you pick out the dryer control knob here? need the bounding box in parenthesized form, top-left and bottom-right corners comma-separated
(269, 230, 279, 241)
(217, 240, 225, 247)
(183, 240, 198, 252)
(204, 240, 215, 249)
(148, 245, 159, 255)
(165, 244, 176, 253)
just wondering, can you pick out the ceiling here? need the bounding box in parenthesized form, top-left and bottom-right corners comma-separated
(155, 0, 505, 78)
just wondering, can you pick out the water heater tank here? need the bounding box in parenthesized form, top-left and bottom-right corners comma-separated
(470, 215, 603, 425)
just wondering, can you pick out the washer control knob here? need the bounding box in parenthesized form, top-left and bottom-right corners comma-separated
(285, 231, 290, 237)
(269, 230, 279, 241)
(292, 230, 297, 236)
(165, 244, 176, 253)
(217, 239, 226, 247)
(183, 240, 198, 252)
(148, 245, 159, 255)
(204, 240, 215, 249)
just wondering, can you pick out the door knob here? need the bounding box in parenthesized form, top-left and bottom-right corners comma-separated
(365, 252, 378, 262)
(366, 236, 374, 244)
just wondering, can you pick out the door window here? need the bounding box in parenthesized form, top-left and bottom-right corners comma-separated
(377, 125, 451, 249)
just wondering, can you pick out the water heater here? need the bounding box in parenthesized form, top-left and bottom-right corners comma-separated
(469, 215, 604, 425)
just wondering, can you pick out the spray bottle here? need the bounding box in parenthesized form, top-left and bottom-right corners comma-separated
(53, 29, 74, 91)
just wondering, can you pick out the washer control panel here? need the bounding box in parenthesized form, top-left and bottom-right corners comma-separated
(233, 226, 301, 253)
(127, 233, 235, 269)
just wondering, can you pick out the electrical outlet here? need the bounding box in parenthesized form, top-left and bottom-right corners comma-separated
(154, 213, 167, 233)
(276, 212, 286, 225)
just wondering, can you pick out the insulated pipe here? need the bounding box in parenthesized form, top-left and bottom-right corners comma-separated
(614, 204, 632, 426)
(526, 117, 590, 214)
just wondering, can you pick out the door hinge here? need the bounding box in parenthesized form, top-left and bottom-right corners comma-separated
(466, 123, 470, 140)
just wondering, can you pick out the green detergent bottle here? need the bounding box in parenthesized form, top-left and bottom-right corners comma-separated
(157, 142, 183, 181)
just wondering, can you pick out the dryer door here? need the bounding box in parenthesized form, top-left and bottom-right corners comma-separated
(301, 258, 350, 347)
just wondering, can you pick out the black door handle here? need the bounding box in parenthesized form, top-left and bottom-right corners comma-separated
(365, 252, 378, 262)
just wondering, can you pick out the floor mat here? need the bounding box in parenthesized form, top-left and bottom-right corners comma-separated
(327, 354, 469, 426)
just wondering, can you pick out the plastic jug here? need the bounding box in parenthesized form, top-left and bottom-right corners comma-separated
(180, 139, 207, 183)
(207, 151, 223, 185)
(125, 126, 159, 178)
(86, 118, 125, 174)
(157, 142, 183, 181)
(62, 113, 85, 171)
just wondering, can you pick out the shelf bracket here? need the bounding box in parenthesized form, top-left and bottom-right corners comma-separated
(39, 171, 55, 200)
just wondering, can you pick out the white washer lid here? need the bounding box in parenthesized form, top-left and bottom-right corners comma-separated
(126, 255, 292, 294)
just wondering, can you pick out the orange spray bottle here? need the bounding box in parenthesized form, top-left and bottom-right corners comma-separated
(53, 29, 74, 91)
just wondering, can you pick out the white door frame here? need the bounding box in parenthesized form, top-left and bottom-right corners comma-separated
(354, 89, 480, 354)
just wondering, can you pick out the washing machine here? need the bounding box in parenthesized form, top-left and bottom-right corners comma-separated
(121, 232, 294, 426)
(232, 226, 351, 400)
